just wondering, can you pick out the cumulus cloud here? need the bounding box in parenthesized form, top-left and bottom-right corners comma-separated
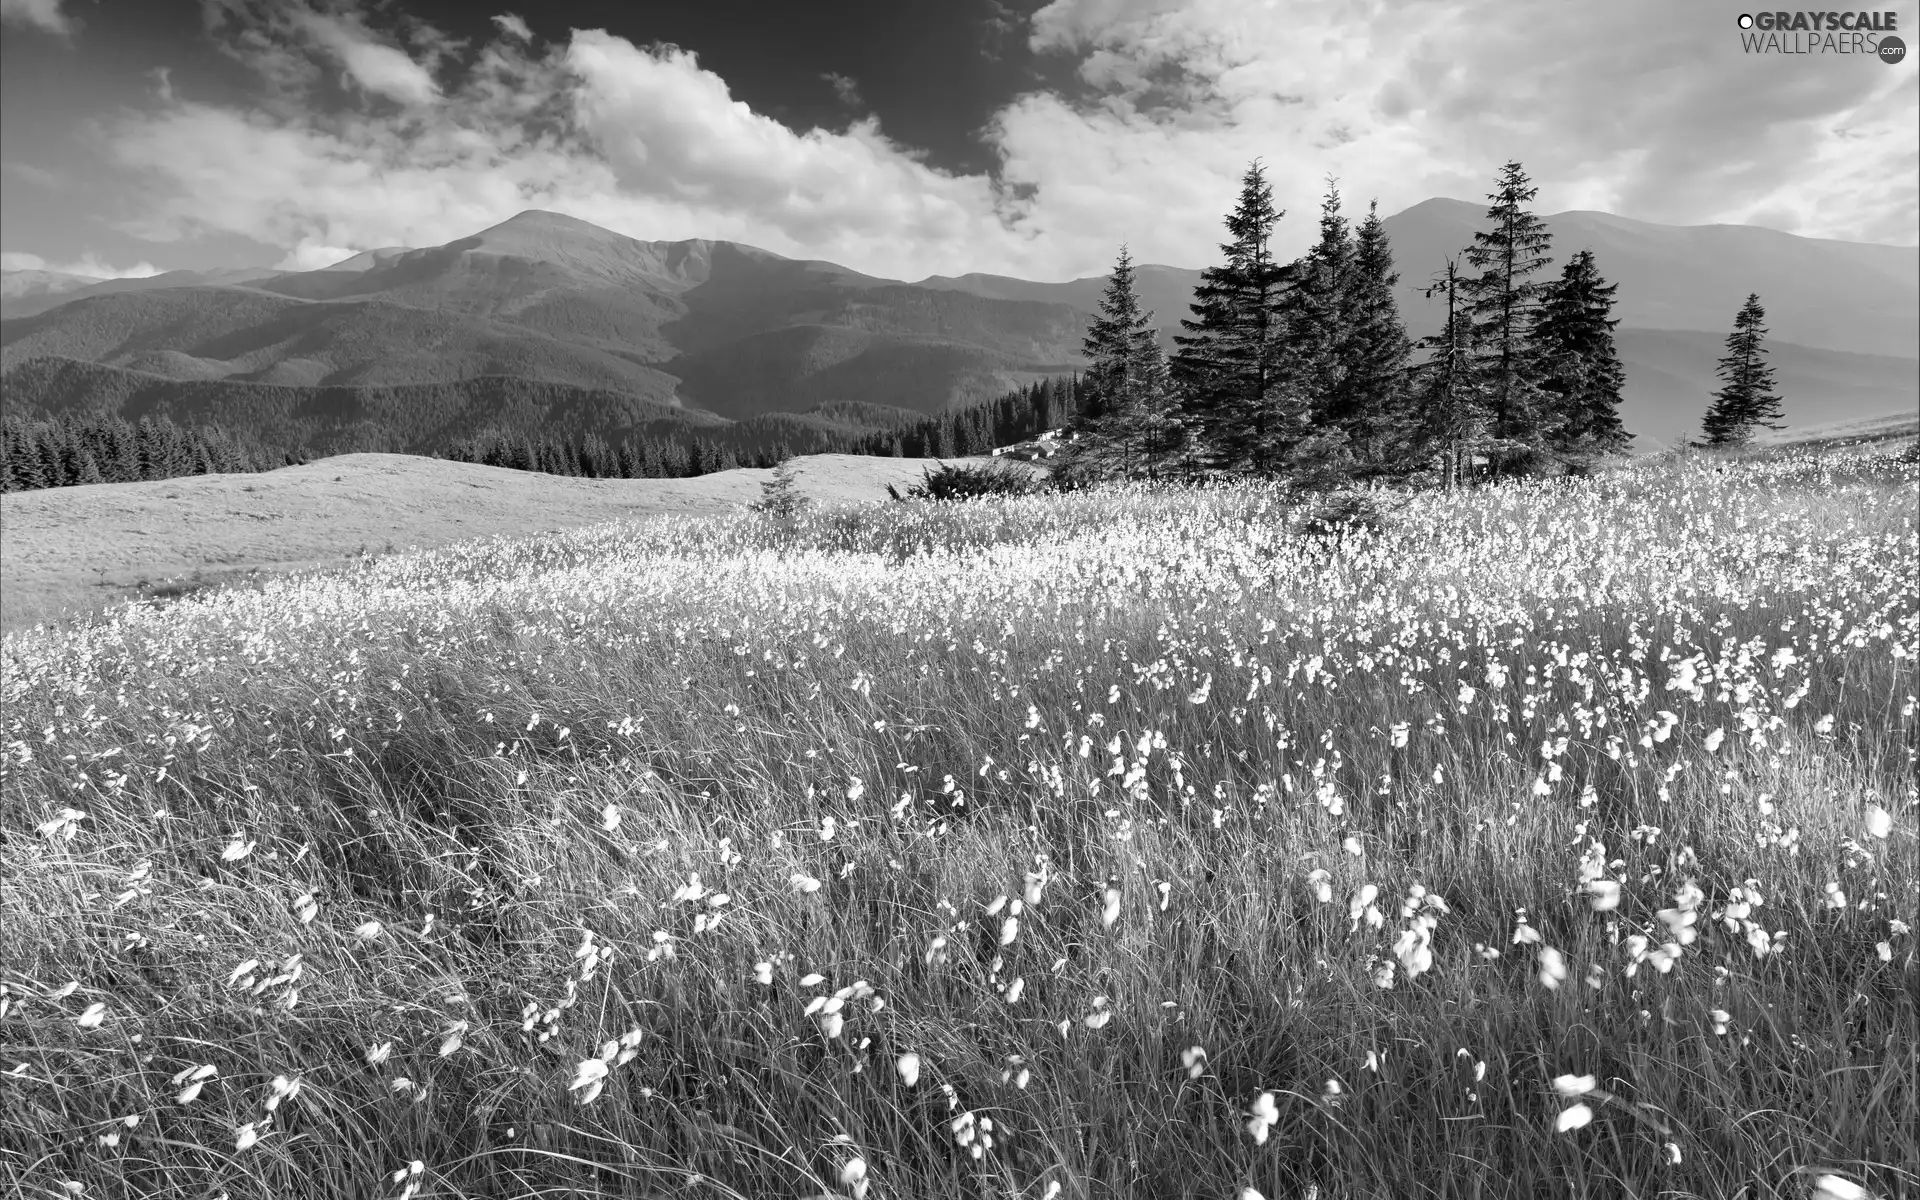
(0, 250, 163, 278)
(0, 0, 75, 36)
(292, 8, 441, 105)
(89, 0, 1918, 285)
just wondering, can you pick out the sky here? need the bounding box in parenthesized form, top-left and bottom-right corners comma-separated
(1, 0, 1915, 283)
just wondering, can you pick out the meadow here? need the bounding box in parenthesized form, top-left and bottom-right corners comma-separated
(1, 447, 1914, 1200)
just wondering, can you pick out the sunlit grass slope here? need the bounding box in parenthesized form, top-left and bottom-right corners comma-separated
(2, 450, 1915, 1200)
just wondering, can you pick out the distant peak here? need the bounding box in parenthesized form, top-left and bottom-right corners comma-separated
(480, 209, 615, 235)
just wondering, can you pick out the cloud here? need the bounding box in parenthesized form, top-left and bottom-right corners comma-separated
(276, 243, 361, 270)
(1, 161, 63, 189)
(291, 8, 441, 106)
(104, 15, 1036, 279)
(0, 0, 75, 36)
(0, 250, 163, 279)
(91, 0, 1918, 287)
(823, 71, 864, 110)
(1007, 0, 1918, 252)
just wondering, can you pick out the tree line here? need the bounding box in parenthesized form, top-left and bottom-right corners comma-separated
(844, 377, 1088, 458)
(0, 413, 294, 493)
(430, 380, 1097, 478)
(435, 429, 798, 478)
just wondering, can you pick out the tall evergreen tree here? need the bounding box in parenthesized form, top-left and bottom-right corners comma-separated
(1531, 249, 1630, 456)
(1414, 259, 1493, 489)
(1700, 293, 1785, 447)
(1285, 180, 1356, 435)
(1172, 161, 1300, 477)
(1082, 247, 1152, 410)
(1463, 161, 1555, 463)
(1061, 245, 1184, 481)
(1340, 200, 1416, 472)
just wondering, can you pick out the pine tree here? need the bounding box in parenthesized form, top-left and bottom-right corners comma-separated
(2, 419, 41, 491)
(1463, 161, 1555, 467)
(1061, 245, 1184, 482)
(1339, 200, 1416, 473)
(1414, 259, 1493, 489)
(1531, 249, 1630, 457)
(1172, 161, 1300, 477)
(34, 428, 63, 488)
(751, 457, 811, 522)
(1700, 293, 1785, 447)
(1285, 180, 1357, 435)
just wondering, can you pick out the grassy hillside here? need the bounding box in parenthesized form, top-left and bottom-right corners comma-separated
(0, 452, 992, 632)
(2, 449, 1912, 1199)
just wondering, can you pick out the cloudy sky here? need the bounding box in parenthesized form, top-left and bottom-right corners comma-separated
(2, 0, 1914, 283)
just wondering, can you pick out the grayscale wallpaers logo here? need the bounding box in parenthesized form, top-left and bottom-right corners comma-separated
(1736, 10, 1906, 59)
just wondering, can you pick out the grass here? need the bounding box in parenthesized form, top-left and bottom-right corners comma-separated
(1, 446, 1915, 1200)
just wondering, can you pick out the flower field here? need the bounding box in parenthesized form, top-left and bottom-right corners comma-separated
(2, 448, 1915, 1200)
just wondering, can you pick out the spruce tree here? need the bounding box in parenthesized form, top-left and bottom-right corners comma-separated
(1062, 245, 1183, 481)
(1415, 259, 1493, 489)
(1341, 200, 1416, 472)
(751, 457, 811, 522)
(1532, 249, 1630, 457)
(1285, 180, 1356, 436)
(1700, 293, 1784, 447)
(1463, 161, 1555, 465)
(1172, 161, 1300, 477)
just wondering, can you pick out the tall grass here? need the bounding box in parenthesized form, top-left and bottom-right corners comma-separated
(2, 449, 1915, 1200)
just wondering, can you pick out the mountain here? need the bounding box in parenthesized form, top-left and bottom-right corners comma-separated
(2, 269, 100, 308)
(1, 266, 286, 320)
(2, 282, 686, 398)
(2, 211, 1088, 423)
(4, 204, 1913, 453)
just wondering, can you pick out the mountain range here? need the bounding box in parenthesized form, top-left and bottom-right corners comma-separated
(4, 200, 1914, 452)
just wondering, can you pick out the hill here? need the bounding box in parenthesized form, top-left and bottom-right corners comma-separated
(2, 448, 1910, 1199)
(3, 205, 1912, 450)
(0, 450, 981, 632)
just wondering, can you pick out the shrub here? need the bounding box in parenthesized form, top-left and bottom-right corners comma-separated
(886, 460, 1044, 502)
